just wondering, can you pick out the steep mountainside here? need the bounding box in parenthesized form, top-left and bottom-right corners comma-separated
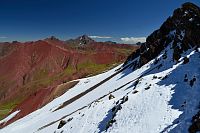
(0, 36, 138, 124)
(124, 2, 200, 68)
(0, 2, 200, 133)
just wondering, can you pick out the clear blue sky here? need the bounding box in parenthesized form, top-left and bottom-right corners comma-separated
(0, 0, 199, 42)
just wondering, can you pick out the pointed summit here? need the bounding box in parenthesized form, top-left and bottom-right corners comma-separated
(45, 36, 60, 41)
(66, 34, 95, 46)
(76, 35, 95, 45)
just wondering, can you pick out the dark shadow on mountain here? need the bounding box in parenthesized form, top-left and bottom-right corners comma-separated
(117, 65, 134, 80)
(98, 109, 113, 133)
(124, 82, 136, 91)
(157, 53, 200, 133)
(117, 48, 176, 81)
(119, 50, 200, 132)
(118, 57, 175, 82)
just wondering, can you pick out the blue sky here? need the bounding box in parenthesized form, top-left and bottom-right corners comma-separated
(0, 0, 199, 43)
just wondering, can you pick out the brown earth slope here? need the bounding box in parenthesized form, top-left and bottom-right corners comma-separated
(0, 35, 139, 126)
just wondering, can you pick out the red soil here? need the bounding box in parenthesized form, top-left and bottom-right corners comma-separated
(0, 38, 139, 128)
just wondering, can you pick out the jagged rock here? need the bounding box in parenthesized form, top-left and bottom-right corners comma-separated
(78, 35, 95, 45)
(153, 75, 157, 79)
(189, 111, 200, 133)
(49, 36, 59, 41)
(57, 120, 67, 129)
(123, 96, 128, 102)
(183, 57, 189, 64)
(67, 117, 73, 122)
(123, 2, 200, 69)
(132, 90, 139, 94)
(190, 77, 196, 87)
(66, 35, 95, 46)
(144, 86, 151, 90)
(109, 94, 115, 100)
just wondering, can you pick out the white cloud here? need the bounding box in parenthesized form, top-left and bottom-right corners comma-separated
(120, 37, 146, 44)
(0, 36, 8, 39)
(89, 36, 112, 39)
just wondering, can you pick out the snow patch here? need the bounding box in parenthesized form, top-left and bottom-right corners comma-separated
(0, 110, 20, 124)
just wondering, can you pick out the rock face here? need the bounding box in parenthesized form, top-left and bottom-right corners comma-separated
(57, 120, 67, 129)
(0, 36, 138, 126)
(124, 2, 200, 69)
(65, 35, 95, 46)
(123, 2, 200, 133)
(78, 35, 95, 45)
(189, 111, 200, 133)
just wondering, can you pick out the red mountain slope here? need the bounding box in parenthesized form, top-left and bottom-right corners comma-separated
(0, 36, 139, 127)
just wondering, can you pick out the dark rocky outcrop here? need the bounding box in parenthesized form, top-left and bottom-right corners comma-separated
(109, 94, 115, 100)
(189, 77, 196, 87)
(189, 111, 200, 133)
(106, 95, 129, 130)
(66, 35, 95, 46)
(123, 2, 200, 69)
(183, 57, 189, 64)
(58, 120, 67, 129)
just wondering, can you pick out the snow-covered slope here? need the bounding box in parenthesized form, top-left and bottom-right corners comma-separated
(1, 42, 200, 133)
(1, 2, 200, 133)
